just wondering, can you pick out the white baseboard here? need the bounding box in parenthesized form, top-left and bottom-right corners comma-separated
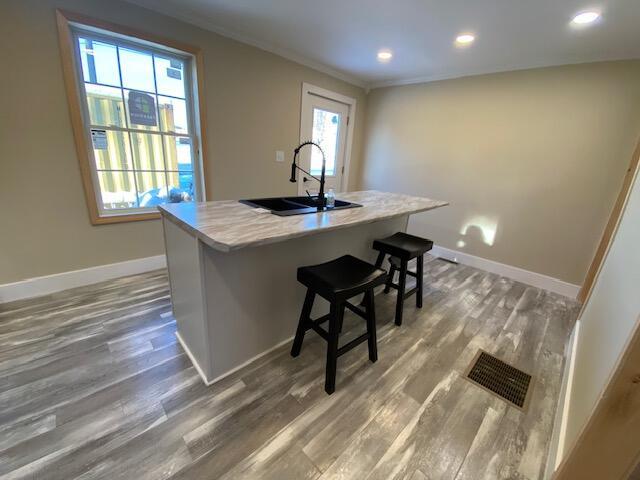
(176, 330, 294, 387)
(175, 331, 214, 386)
(0, 255, 167, 304)
(208, 335, 295, 385)
(430, 245, 581, 299)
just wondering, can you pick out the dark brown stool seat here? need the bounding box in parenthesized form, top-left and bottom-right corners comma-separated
(372, 232, 433, 326)
(291, 255, 387, 394)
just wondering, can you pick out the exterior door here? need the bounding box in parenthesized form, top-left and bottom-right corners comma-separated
(298, 93, 349, 195)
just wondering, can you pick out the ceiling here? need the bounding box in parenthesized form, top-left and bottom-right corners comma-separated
(126, 0, 640, 88)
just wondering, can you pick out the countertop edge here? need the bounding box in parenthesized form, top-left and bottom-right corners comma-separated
(159, 200, 448, 252)
(159, 207, 232, 252)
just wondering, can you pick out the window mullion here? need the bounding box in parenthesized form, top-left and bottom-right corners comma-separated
(151, 52, 172, 197)
(182, 57, 201, 201)
(115, 44, 141, 209)
(89, 124, 193, 138)
(83, 80, 189, 102)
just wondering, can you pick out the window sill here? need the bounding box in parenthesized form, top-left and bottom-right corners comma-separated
(91, 211, 161, 225)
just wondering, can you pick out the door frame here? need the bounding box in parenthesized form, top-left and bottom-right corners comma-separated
(552, 314, 640, 479)
(553, 140, 640, 480)
(299, 83, 356, 192)
(578, 136, 640, 303)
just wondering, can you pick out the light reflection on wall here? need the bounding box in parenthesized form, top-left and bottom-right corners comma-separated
(460, 216, 499, 246)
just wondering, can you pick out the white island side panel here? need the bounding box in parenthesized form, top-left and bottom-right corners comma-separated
(170, 215, 408, 384)
(163, 217, 213, 381)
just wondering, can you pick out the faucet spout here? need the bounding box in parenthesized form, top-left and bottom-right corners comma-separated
(289, 141, 327, 208)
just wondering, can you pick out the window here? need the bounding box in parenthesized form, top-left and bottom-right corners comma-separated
(57, 11, 207, 224)
(310, 107, 340, 176)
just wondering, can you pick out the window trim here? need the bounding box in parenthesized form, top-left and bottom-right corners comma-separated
(56, 10, 209, 225)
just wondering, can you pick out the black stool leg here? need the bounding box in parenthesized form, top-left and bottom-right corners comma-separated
(384, 264, 397, 294)
(291, 289, 315, 357)
(364, 290, 378, 363)
(325, 302, 343, 395)
(374, 251, 385, 268)
(416, 255, 424, 308)
(395, 259, 408, 326)
(361, 250, 385, 308)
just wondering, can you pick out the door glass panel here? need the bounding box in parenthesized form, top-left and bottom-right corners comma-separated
(131, 133, 165, 171)
(164, 136, 193, 171)
(97, 171, 137, 209)
(154, 56, 186, 98)
(158, 96, 189, 134)
(92, 130, 132, 170)
(119, 47, 155, 93)
(78, 38, 121, 87)
(85, 83, 126, 127)
(310, 108, 340, 175)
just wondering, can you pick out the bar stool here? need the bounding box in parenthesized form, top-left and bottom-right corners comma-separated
(372, 232, 433, 326)
(290, 255, 387, 394)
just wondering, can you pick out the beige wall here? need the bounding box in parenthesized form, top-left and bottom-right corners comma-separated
(3, 0, 638, 289)
(0, 0, 367, 284)
(362, 61, 640, 284)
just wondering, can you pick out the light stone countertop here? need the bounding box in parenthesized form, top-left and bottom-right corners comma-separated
(158, 190, 448, 252)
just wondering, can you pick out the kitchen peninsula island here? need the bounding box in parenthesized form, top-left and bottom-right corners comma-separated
(159, 190, 447, 385)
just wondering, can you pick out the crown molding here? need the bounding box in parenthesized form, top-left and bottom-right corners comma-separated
(123, 2, 640, 92)
(124, 0, 367, 88)
(368, 56, 640, 89)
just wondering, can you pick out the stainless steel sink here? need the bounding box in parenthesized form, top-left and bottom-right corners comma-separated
(239, 195, 361, 216)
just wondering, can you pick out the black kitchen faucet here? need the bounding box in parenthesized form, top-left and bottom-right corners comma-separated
(289, 141, 327, 208)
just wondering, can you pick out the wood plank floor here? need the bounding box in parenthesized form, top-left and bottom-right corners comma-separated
(0, 256, 580, 480)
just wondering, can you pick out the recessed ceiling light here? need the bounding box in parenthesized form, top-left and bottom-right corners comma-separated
(455, 34, 475, 46)
(377, 50, 393, 62)
(571, 11, 601, 25)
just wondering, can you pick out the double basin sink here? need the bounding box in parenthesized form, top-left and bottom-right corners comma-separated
(240, 195, 361, 216)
